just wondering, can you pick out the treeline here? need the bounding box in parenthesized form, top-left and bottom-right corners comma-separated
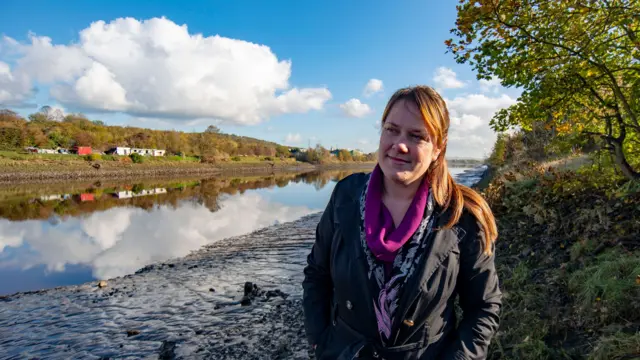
(0, 109, 375, 162)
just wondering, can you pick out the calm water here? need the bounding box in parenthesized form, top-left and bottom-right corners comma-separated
(0, 166, 485, 296)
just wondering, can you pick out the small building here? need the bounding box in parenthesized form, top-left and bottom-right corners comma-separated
(72, 146, 92, 155)
(107, 147, 165, 157)
(106, 147, 132, 156)
(78, 193, 95, 202)
(37, 148, 57, 154)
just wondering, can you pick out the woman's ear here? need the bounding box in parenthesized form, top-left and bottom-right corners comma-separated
(433, 137, 447, 161)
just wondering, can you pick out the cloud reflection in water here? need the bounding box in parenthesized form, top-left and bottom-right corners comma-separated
(0, 192, 317, 283)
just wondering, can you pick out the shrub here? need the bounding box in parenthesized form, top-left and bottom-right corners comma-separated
(231, 156, 241, 162)
(120, 156, 133, 164)
(85, 153, 102, 161)
(102, 155, 117, 161)
(129, 153, 144, 163)
(263, 156, 273, 161)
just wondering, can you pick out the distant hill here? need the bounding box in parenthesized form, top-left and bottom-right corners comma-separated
(0, 109, 376, 162)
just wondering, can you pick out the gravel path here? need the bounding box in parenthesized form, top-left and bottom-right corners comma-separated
(0, 214, 321, 360)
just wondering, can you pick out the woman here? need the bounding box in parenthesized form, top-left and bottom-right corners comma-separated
(302, 86, 502, 360)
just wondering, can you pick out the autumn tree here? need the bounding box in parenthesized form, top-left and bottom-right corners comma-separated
(338, 149, 353, 162)
(448, 0, 640, 180)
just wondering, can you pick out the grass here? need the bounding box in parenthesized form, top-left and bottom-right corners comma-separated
(0, 151, 307, 174)
(568, 250, 640, 325)
(483, 153, 640, 360)
(589, 332, 640, 360)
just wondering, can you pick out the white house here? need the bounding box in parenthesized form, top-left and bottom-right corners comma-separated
(107, 147, 132, 156)
(107, 147, 166, 156)
(37, 149, 57, 154)
(115, 188, 167, 199)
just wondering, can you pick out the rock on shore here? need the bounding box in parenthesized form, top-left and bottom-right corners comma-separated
(0, 214, 322, 359)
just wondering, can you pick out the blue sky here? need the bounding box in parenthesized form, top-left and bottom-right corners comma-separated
(0, 0, 520, 158)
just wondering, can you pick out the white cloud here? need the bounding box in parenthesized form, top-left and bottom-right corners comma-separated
(444, 93, 517, 158)
(0, 61, 33, 106)
(433, 67, 465, 89)
(363, 79, 383, 97)
(2, 17, 331, 125)
(340, 98, 372, 118)
(479, 77, 502, 93)
(284, 133, 302, 144)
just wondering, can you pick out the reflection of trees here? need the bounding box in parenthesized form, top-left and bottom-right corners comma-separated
(0, 169, 363, 221)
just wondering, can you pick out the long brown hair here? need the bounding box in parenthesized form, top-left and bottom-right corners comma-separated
(380, 86, 498, 254)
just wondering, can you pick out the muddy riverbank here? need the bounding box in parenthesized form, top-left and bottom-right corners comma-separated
(0, 162, 376, 183)
(0, 213, 321, 359)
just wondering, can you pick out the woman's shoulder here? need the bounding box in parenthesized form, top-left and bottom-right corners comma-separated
(334, 171, 370, 193)
(437, 207, 482, 244)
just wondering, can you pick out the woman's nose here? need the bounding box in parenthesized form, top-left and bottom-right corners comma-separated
(393, 142, 409, 153)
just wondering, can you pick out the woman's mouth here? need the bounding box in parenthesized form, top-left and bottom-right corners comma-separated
(388, 155, 409, 165)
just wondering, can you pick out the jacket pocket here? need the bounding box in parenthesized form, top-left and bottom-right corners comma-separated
(316, 301, 339, 359)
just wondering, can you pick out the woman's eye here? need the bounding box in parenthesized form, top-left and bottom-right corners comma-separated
(384, 127, 398, 134)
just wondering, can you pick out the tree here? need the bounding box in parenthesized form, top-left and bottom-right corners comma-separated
(39, 106, 64, 121)
(338, 149, 353, 162)
(448, 0, 640, 180)
(205, 125, 221, 134)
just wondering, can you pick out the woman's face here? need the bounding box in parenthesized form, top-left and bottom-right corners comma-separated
(377, 98, 442, 185)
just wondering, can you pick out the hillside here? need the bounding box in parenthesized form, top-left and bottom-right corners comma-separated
(0, 108, 381, 162)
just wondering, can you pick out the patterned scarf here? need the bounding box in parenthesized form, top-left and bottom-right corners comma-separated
(359, 172, 436, 345)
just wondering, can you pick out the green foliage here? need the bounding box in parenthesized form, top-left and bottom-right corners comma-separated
(568, 251, 640, 325)
(449, 0, 640, 180)
(231, 156, 241, 162)
(129, 153, 144, 164)
(487, 133, 508, 167)
(101, 155, 117, 161)
(85, 153, 101, 161)
(589, 332, 640, 360)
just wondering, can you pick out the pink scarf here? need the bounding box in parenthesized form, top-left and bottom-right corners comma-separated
(364, 165, 430, 263)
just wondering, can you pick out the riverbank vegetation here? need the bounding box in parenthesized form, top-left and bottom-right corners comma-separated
(480, 132, 639, 359)
(448, 1, 640, 357)
(448, 1, 640, 358)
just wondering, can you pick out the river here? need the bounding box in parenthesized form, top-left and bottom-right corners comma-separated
(0, 166, 486, 296)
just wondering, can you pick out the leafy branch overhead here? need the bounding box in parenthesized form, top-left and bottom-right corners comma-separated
(448, 0, 640, 180)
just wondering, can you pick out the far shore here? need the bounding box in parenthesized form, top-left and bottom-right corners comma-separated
(0, 160, 377, 183)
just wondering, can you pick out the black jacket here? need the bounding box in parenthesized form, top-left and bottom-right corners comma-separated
(302, 173, 502, 360)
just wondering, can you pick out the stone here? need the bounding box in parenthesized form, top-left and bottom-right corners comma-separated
(240, 296, 252, 306)
(243, 282, 255, 296)
(158, 340, 177, 360)
(98, 280, 107, 288)
(126, 329, 140, 337)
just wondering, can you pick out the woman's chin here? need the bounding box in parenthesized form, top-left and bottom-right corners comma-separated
(381, 167, 412, 184)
